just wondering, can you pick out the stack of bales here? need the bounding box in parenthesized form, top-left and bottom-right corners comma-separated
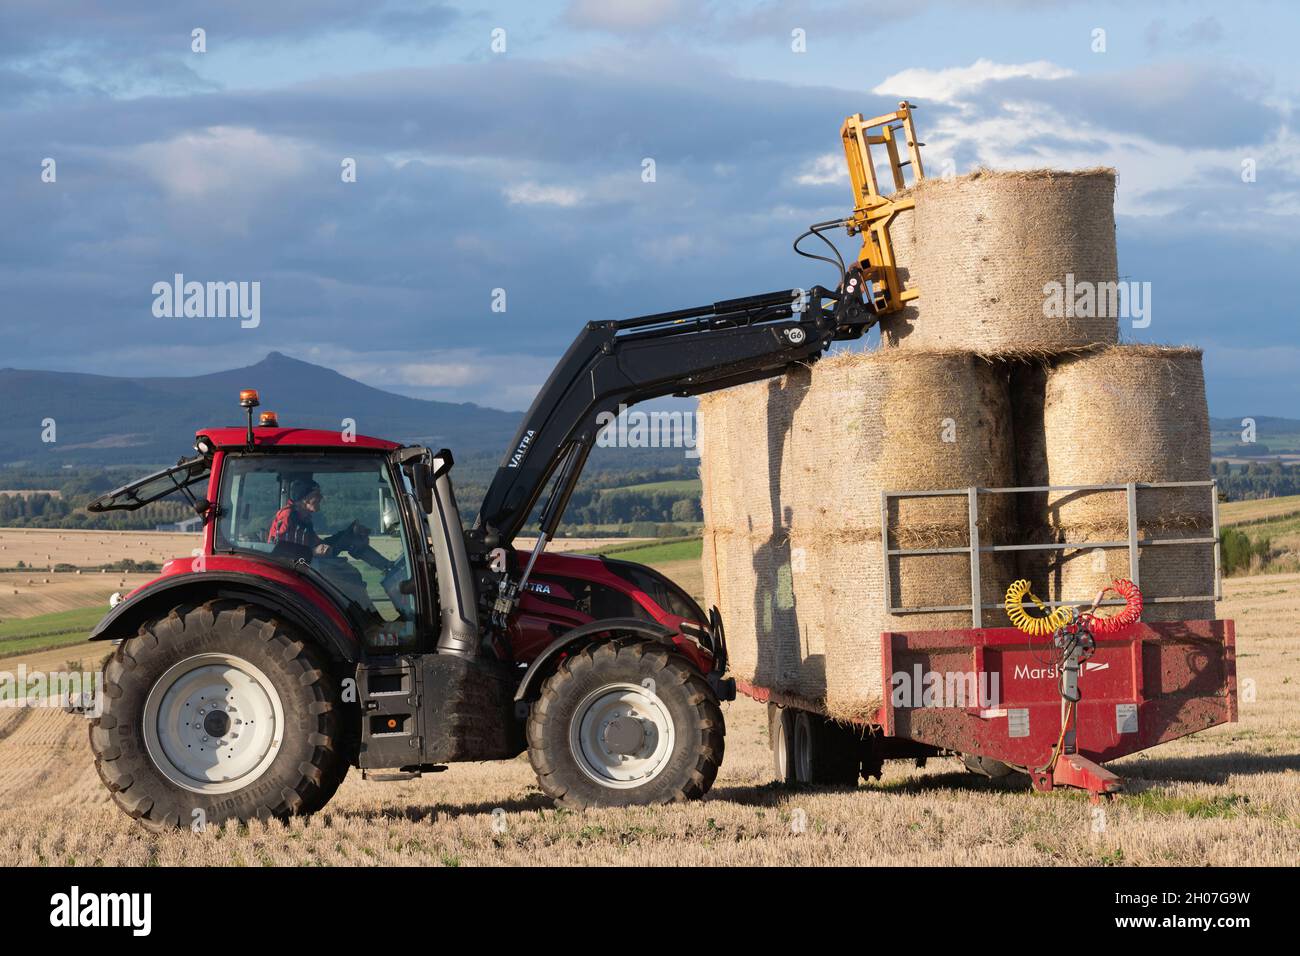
(699, 166, 1215, 721)
(700, 351, 1018, 721)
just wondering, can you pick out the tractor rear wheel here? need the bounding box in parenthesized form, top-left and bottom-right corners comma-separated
(526, 638, 724, 808)
(90, 600, 348, 832)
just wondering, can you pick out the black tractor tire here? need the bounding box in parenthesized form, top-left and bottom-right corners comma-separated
(770, 704, 861, 787)
(527, 638, 724, 808)
(90, 600, 348, 833)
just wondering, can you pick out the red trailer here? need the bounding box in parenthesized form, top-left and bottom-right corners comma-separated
(741, 481, 1236, 800)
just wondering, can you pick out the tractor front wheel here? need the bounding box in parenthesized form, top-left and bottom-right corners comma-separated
(527, 638, 724, 808)
(90, 600, 348, 832)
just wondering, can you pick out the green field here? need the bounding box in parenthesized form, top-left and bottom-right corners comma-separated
(0, 606, 106, 658)
(1217, 497, 1300, 576)
(603, 479, 702, 496)
(577, 536, 703, 564)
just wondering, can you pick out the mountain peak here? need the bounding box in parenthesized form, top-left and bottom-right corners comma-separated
(261, 350, 302, 364)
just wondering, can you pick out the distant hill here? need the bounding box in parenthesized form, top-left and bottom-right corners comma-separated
(9, 352, 1279, 481)
(0, 351, 522, 467)
(1210, 415, 1300, 457)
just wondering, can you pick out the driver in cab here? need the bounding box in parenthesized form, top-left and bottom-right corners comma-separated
(267, 478, 412, 627)
(268, 478, 388, 568)
(267, 479, 338, 563)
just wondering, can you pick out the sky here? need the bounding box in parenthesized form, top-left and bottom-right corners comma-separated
(0, 0, 1296, 416)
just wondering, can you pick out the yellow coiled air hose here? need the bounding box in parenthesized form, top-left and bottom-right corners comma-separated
(1004, 579, 1073, 636)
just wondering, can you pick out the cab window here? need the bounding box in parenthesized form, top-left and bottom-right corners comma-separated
(216, 454, 415, 625)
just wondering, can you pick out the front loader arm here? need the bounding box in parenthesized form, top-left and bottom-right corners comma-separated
(471, 283, 874, 549)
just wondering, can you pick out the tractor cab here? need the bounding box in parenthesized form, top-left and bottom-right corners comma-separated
(90, 391, 440, 652)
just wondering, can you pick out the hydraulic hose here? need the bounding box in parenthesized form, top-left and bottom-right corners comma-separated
(1004, 579, 1073, 636)
(1080, 578, 1144, 634)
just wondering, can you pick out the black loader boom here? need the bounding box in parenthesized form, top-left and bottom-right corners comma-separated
(467, 274, 880, 625)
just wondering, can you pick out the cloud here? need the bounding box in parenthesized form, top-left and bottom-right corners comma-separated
(1146, 15, 1225, 52)
(1, 12, 1296, 418)
(0, 1, 459, 59)
(794, 153, 844, 186)
(2, 56, 877, 168)
(504, 182, 586, 207)
(284, 345, 556, 410)
(875, 59, 1073, 106)
(128, 126, 308, 201)
(973, 62, 1281, 149)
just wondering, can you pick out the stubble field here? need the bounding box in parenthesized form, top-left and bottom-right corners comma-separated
(0, 531, 1294, 866)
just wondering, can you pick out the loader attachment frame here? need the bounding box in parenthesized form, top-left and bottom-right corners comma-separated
(840, 101, 925, 314)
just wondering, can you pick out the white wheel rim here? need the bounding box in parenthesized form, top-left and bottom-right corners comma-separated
(569, 682, 675, 789)
(774, 714, 790, 779)
(142, 653, 284, 795)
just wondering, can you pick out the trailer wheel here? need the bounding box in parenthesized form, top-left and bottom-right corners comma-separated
(961, 754, 1015, 778)
(770, 704, 797, 783)
(90, 600, 347, 832)
(527, 638, 724, 808)
(770, 705, 860, 787)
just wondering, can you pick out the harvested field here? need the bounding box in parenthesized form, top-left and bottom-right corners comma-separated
(0, 528, 200, 569)
(516, 536, 652, 554)
(0, 572, 153, 623)
(0, 561, 1292, 865)
(1221, 494, 1300, 526)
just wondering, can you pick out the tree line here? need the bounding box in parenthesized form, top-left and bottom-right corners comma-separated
(1212, 460, 1300, 500)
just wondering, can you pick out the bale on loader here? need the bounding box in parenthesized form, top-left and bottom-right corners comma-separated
(879, 203, 919, 342)
(882, 168, 1119, 355)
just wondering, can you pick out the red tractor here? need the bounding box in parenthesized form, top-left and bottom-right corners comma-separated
(87, 281, 879, 830)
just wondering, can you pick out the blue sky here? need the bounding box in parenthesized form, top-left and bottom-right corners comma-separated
(1, 0, 1296, 415)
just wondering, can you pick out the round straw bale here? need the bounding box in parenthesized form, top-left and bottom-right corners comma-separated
(697, 365, 812, 536)
(702, 525, 828, 700)
(1043, 345, 1212, 532)
(880, 205, 920, 346)
(785, 350, 1016, 537)
(889, 168, 1119, 355)
(696, 391, 738, 531)
(809, 537, 1015, 720)
(1050, 534, 1216, 623)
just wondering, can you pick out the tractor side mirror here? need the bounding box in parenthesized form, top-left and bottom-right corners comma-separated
(409, 448, 452, 514)
(430, 448, 453, 480)
(411, 464, 434, 514)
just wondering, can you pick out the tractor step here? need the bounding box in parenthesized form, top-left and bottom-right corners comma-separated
(362, 765, 446, 783)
